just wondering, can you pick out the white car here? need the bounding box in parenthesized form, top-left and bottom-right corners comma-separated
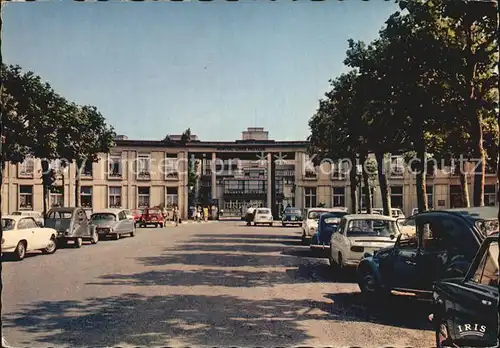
(371, 208, 405, 219)
(11, 210, 44, 227)
(1, 215, 58, 261)
(253, 208, 273, 226)
(329, 214, 399, 269)
(302, 207, 349, 244)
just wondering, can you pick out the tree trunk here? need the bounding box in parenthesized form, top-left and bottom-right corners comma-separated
(349, 155, 358, 214)
(75, 159, 82, 207)
(375, 152, 391, 216)
(360, 152, 372, 214)
(416, 145, 428, 213)
(472, 111, 485, 206)
(459, 162, 470, 208)
(41, 160, 49, 222)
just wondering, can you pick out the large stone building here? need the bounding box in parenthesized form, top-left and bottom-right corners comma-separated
(2, 127, 498, 218)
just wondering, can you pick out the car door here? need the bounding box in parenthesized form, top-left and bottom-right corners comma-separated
(330, 218, 347, 259)
(29, 216, 51, 248)
(77, 209, 90, 236)
(117, 211, 128, 234)
(447, 240, 498, 347)
(18, 217, 43, 250)
(387, 215, 424, 290)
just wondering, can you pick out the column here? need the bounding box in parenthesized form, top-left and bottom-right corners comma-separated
(211, 152, 217, 202)
(267, 152, 272, 208)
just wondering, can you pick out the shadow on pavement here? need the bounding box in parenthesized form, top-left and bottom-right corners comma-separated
(187, 238, 302, 246)
(165, 243, 292, 254)
(2, 293, 322, 347)
(323, 292, 433, 331)
(286, 263, 358, 284)
(194, 233, 300, 240)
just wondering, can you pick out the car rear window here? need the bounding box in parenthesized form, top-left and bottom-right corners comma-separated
(285, 209, 301, 214)
(47, 211, 72, 219)
(1, 218, 15, 230)
(11, 212, 22, 216)
(91, 213, 116, 221)
(476, 219, 499, 237)
(257, 209, 270, 214)
(148, 209, 161, 214)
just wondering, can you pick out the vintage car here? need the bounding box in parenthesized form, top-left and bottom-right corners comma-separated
(371, 208, 406, 219)
(253, 208, 273, 226)
(130, 209, 143, 227)
(45, 207, 99, 248)
(430, 233, 498, 348)
(301, 207, 348, 245)
(138, 207, 164, 228)
(1, 215, 58, 260)
(328, 214, 399, 269)
(281, 207, 303, 227)
(310, 211, 349, 255)
(356, 207, 494, 300)
(11, 210, 44, 227)
(90, 209, 136, 240)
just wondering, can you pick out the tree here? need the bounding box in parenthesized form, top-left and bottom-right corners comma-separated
(180, 128, 192, 144)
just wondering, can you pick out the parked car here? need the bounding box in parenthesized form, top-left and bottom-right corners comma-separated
(328, 214, 399, 270)
(430, 232, 498, 348)
(371, 208, 405, 219)
(138, 207, 164, 227)
(356, 207, 494, 300)
(131, 209, 143, 227)
(253, 208, 273, 226)
(10, 210, 44, 227)
(1, 215, 58, 260)
(281, 207, 303, 227)
(45, 207, 99, 248)
(310, 211, 348, 255)
(301, 207, 348, 245)
(361, 209, 382, 215)
(90, 209, 135, 240)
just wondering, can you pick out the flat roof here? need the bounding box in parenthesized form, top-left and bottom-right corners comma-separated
(115, 139, 309, 149)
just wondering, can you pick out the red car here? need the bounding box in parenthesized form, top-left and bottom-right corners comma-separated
(131, 209, 143, 227)
(138, 207, 164, 228)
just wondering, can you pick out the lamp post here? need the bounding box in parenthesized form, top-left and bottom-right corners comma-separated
(356, 164, 363, 213)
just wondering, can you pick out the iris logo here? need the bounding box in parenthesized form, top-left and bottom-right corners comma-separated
(457, 324, 487, 337)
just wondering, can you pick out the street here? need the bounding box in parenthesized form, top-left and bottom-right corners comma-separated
(2, 221, 434, 347)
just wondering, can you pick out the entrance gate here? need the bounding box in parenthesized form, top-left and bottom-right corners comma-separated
(222, 199, 265, 218)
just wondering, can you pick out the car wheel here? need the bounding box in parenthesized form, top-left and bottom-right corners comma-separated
(130, 227, 135, 237)
(358, 267, 385, 301)
(74, 238, 83, 248)
(283, 223, 287, 227)
(328, 248, 339, 270)
(90, 232, 99, 245)
(301, 234, 309, 245)
(435, 318, 451, 348)
(113, 233, 120, 240)
(269, 223, 273, 227)
(14, 241, 27, 260)
(43, 237, 57, 254)
(160, 223, 164, 228)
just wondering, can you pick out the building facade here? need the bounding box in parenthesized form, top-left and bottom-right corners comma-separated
(2, 128, 498, 218)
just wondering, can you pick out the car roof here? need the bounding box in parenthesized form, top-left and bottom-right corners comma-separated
(344, 214, 397, 221)
(431, 207, 497, 221)
(307, 207, 347, 212)
(92, 209, 122, 215)
(48, 207, 79, 212)
(284, 207, 301, 210)
(2, 215, 25, 222)
(319, 212, 347, 219)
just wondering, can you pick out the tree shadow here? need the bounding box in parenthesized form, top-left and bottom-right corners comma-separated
(194, 233, 300, 240)
(186, 238, 303, 246)
(164, 243, 293, 254)
(286, 263, 358, 284)
(323, 292, 434, 331)
(3, 293, 325, 347)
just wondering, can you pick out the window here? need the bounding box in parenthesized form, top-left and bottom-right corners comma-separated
(426, 185, 434, 209)
(108, 154, 123, 178)
(165, 153, 178, 179)
(49, 186, 64, 207)
(19, 185, 33, 210)
(450, 185, 464, 208)
(118, 211, 127, 221)
(332, 160, 349, 180)
(18, 158, 34, 178)
(82, 160, 93, 177)
(390, 186, 403, 209)
(304, 187, 317, 208)
(166, 187, 178, 207)
(80, 186, 93, 208)
(108, 186, 122, 208)
(333, 187, 346, 207)
(390, 156, 405, 177)
(137, 154, 151, 179)
(472, 242, 498, 288)
(138, 187, 150, 208)
(304, 155, 317, 178)
(484, 185, 497, 207)
(18, 217, 38, 230)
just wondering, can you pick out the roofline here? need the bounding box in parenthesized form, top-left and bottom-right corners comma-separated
(114, 139, 310, 148)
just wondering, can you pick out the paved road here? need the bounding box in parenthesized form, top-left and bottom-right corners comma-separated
(2, 221, 434, 347)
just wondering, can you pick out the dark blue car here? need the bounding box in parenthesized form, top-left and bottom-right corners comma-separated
(310, 211, 348, 256)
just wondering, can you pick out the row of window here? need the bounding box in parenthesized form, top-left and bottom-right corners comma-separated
(16, 185, 179, 210)
(303, 185, 498, 209)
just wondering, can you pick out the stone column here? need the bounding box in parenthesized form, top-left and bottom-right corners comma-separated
(267, 152, 272, 208)
(211, 152, 217, 202)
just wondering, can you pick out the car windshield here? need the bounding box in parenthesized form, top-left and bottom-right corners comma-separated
(91, 213, 116, 222)
(322, 217, 342, 231)
(476, 219, 499, 237)
(1, 218, 15, 230)
(285, 209, 301, 215)
(472, 241, 499, 286)
(257, 209, 270, 214)
(47, 211, 72, 219)
(346, 219, 397, 237)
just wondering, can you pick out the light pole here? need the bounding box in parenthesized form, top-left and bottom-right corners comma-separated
(356, 164, 363, 213)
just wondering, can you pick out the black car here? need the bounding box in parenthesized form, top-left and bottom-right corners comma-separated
(356, 207, 496, 300)
(45, 207, 99, 248)
(430, 233, 498, 348)
(281, 207, 303, 227)
(310, 211, 348, 255)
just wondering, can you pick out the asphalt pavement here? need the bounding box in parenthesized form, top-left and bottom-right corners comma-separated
(1, 221, 434, 347)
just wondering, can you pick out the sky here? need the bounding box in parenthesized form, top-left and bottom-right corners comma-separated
(3, 0, 400, 142)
